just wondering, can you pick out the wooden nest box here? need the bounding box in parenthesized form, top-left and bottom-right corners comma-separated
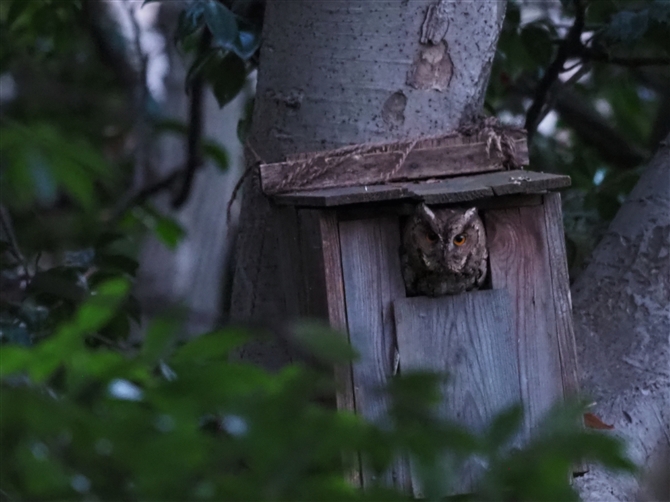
(260, 127, 581, 491)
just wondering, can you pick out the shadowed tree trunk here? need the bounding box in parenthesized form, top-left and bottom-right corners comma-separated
(572, 135, 670, 501)
(134, 3, 248, 336)
(231, 0, 507, 367)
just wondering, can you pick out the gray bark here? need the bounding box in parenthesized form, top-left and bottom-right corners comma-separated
(572, 136, 670, 502)
(134, 4, 248, 336)
(231, 0, 506, 365)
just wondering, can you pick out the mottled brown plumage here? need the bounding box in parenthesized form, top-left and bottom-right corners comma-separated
(401, 204, 488, 296)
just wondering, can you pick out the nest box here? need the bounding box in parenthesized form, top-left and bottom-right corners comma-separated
(259, 127, 581, 492)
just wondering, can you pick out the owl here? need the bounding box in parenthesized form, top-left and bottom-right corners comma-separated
(401, 204, 488, 296)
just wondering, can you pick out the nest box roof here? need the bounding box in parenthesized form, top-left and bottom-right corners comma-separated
(258, 126, 570, 207)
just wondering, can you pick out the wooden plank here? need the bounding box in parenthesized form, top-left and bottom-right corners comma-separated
(273, 184, 412, 207)
(394, 290, 522, 497)
(276, 207, 304, 319)
(410, 177, 494, 204)
(261, 131, 528, 195)
(272, 170, 570, 208)
(485, 205, 564, 440)
(541, 194, 581, 398)
(487, 170, 571, 196)
(541, 194, 587, 475)
(305, 210, 363, 486)
(339, 216, 411, 490)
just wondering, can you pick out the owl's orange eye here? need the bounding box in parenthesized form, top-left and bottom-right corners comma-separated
(453, 234, 466, 246)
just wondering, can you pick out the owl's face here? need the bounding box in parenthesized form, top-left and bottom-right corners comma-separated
(408, 204, 486, 274)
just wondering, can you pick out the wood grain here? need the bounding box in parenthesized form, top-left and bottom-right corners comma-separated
(541, 194, 581, 397)
(339, 216, 411, 490)
(485, 205, 564, 440)
(394, 290, 521, 496)
(272, 170, 570, 207)
(541, 194, 586, 475)
(261, 132, 528, 195)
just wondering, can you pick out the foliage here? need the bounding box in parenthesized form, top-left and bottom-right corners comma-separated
(1, 287, 635, 501)
(487, 0, 669, 276)
(173, 0, 261, 108)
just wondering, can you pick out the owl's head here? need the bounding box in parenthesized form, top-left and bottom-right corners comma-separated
(410, 204, 486, 273)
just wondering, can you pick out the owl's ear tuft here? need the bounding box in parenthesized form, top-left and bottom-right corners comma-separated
(418, 203, 438, 224)
(463, 207, 479, 223)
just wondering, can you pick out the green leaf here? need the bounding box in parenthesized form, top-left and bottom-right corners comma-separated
(154, 216, 185, 249)
(520, 23, 554, 67)
(72, 278, 130, 333)
(605, 9, 650, 44)
(232, 18, 261, 60)
(95, 253, 139, 277)
(202, 141, 229, 171)
(0, 346, 32, 376)
(206, 52, 247, 108)
(132, 206, 186, 249)
(142, 317, 178, 363)
(203, 0, 238, 51)
(485, 404, 523, 451)
(176, 1, 206, 40)
(290, 320, 358, 364)
(237, 97, 254, 142)
(171, 328, 249, 365)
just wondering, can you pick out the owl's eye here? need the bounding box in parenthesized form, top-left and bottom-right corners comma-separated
(426, 232, 439, 244)
(453, 234, 467, 246)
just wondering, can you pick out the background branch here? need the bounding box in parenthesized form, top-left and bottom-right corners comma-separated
(525, 0, 585, 141)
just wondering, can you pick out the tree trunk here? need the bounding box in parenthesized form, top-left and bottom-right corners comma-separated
(134, 3, 248, 336)
(572, 135, 670, 501)
(231, 0, 506, 367)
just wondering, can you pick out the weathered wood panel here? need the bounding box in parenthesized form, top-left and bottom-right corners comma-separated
(541, 194, 581, 398)
(261, 131, 528, 195)
(402, 170, 570, 205)
(272, 170, 570, 207)
(394, 290, 521, 496)
(275, 184, 412, 207)
(541, 194, 587, 474)
(485, 205, 564, 439)
(297, 210, 363, 485)
(339, 216, 411, 490)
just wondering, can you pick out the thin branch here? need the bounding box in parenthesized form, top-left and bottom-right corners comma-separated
(110, 170, 182, 221)
(525, 0, 585, 141)
(0, 205, 30, 279)
(172, 30, 211, 209)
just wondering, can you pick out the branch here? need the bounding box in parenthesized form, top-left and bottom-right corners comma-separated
(172, 31, 211, 209)
(525, 0, 585, 141)
(110, 170, 181, 221)
(0, 205, 30, 279)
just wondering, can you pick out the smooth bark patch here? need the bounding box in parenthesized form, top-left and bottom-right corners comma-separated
(407, 41, 453, 91)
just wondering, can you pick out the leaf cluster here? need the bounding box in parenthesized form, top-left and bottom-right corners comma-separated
(1, 292, 636, 501)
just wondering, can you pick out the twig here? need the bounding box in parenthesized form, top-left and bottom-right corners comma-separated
(525, 0, 585, 141)
(226, 142, 264, 227)
(172, 30, 211, 208)
(0, 205, 30, 279)
(110, 170, 181, 221)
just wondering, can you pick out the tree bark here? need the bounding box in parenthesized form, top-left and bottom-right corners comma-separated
(572, 135, 670, 501)
(231, 0, 506, 366)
